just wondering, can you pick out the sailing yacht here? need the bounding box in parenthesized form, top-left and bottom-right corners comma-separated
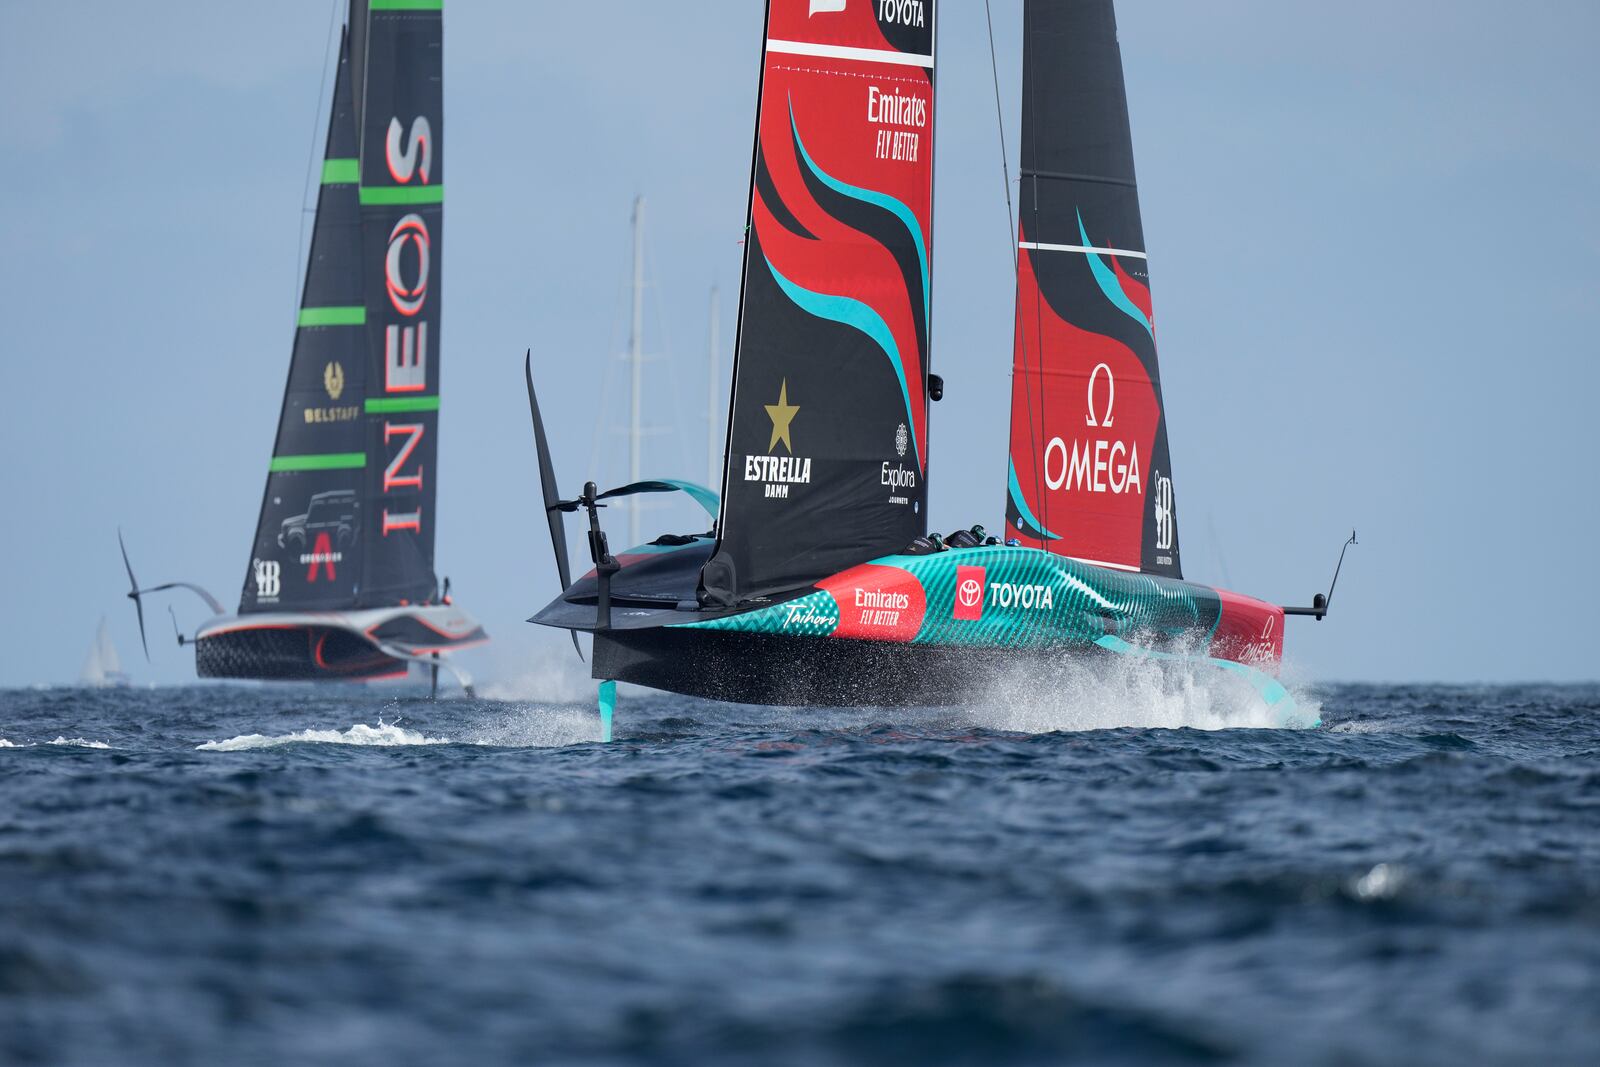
(526, 0, 1345, 733)
(79, 618, 131, 689)
(125, 0, 484, 691)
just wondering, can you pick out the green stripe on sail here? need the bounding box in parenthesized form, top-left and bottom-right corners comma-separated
(365, 395, 441, 414)
(297, 306, 365, 327)
(269, 453, 367, 472)
(321, 158, 359, 184)
(359, 184, 444, 206)
(371, 0, 442, 9)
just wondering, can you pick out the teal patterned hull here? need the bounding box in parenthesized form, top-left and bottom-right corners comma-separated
(679, 546, 1229, 653)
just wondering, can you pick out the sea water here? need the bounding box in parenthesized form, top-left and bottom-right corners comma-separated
(1, 679, 1596, 1065)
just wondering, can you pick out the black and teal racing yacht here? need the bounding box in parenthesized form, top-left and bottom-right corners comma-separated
(527, 0, 1347, 735)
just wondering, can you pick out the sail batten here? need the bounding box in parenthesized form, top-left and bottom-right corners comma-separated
(1004, 0, 1183, 579)
(702, 0, 939, 607)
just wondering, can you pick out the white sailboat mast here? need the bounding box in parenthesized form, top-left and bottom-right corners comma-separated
(629, 196, 646, 545)
(708, 286, 720, 491)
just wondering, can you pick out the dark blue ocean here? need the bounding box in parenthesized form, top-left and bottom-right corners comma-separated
(2, 675, 1596, 1066)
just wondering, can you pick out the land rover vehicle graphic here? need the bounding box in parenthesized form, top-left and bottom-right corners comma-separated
(278, 490, 360, 550)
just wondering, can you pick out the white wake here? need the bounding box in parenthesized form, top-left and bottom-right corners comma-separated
(197, 721, 452, 751)
(959, 650, 1321, 734)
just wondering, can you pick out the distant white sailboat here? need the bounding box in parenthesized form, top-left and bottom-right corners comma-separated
(80, 617, 131, 688)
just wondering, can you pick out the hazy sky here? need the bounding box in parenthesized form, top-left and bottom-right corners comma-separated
(3, 1, 1596, 687)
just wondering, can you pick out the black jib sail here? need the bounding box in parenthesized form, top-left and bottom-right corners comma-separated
(239, 0, 444, 614)
(1003, 0, 1183, 578)
(700, 0, 939, 607)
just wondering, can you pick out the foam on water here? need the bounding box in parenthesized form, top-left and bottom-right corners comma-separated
(197, 721, 452, 751)
(960, 649, 1321, 734)
(458, 705, 605, 748)
(0, 738, 20, 748)
(46, 737, 112, 749)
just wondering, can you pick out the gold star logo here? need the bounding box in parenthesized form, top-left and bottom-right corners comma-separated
(323, 361, 345, 401)
(764, 379, 800, 453)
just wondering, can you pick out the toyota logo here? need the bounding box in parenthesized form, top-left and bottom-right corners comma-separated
(957, 578, 982, 609)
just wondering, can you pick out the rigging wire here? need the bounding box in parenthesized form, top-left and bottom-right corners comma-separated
(292, 0, 343, 326)
(984, 0, 1049, 549)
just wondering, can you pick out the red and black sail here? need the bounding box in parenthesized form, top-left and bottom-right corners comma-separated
(1004, 0, 1182, 578)
(239, 0, 444, 614)
(701, 0, 938, 606)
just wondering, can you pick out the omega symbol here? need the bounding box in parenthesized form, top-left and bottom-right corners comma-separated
(1086, 363, 1115, 428)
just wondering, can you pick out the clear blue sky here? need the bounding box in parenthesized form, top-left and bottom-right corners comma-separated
(3, 1, 1595, 687)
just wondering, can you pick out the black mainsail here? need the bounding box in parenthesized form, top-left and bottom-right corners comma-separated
(240, 0, 444, 614)
(699, 0, 939, 606)
(1003, 0, 1184, 578)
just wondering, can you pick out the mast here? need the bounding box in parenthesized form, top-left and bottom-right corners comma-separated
(629, 196, 645, 545)
(707, 286, 720, 491)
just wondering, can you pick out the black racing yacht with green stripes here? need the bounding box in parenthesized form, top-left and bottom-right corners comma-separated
(124, 0, 485, 693)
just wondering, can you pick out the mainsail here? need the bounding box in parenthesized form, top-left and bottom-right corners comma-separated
(79, 617, 128, 688)
(701, 0, 938, 606)
(1004, 0, 1183, 578)
(240, 0, 444, 614)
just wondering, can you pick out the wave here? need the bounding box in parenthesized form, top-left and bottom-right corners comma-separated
(46, 737, 112, 749)
(197, 721, 452, 751)
(0, 738, 19, 748)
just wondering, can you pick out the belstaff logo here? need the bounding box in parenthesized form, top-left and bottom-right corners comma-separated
(323, 361, 345, 401)
(305, 361, 358, 423)
(953, 565, 985, 621)
(253, 559, 281, 600)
